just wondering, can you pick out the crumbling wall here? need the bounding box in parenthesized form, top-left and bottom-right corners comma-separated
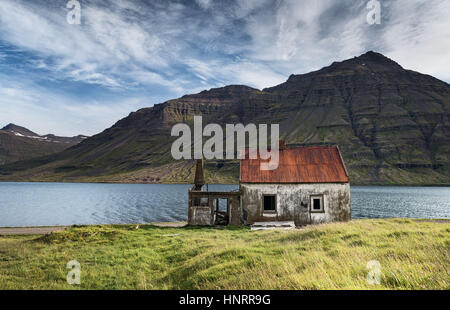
(240, 183, 350, 225)
(188, 191, 241, 226)
(188, 206, 213, 226)
(228, 197, 242, 226)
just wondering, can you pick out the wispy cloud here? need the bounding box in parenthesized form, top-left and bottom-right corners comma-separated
(0, 74, 156, 136)
(381, 0, 450, 80)
(0, 0, 448, 135)
(0, 0, 176, 90)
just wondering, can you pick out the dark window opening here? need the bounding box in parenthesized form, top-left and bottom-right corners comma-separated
(263, 195, 276, 212)
(313, 198, 321, 210)
(310, 195, 324, 213)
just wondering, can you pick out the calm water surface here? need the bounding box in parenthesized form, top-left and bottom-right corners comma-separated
(0, 183, 449, 227)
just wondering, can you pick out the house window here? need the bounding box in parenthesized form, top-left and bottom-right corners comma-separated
(310, 195, 324, 213)
(263, 195, 276, 212)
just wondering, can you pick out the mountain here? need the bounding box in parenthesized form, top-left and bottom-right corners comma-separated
(2, 123, 41, 137)
(0, 51, 449, 184)
(0, 124, 88, 165)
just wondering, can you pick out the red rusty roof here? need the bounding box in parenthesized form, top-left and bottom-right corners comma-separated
(240, 146, 349, 183)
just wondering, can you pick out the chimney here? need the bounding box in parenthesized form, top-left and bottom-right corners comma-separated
(194, 159, 205, 190)
(279, 139, 286, 150)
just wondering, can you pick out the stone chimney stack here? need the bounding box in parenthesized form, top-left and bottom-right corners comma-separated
(193, 159, 205, 190)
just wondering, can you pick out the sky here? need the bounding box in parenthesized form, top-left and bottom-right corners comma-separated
(0, 0, 449, 136)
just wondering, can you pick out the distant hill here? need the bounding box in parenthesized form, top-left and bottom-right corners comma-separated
(0, 124, 87, 165)
(0, 51, 449, 185)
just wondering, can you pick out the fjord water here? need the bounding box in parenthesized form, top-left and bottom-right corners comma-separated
(0, 183, 449, 227)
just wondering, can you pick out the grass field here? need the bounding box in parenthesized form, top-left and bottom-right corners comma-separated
(0, 219, 448, 290)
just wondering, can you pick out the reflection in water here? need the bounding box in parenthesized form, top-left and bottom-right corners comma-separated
(0, 183, 449, 227)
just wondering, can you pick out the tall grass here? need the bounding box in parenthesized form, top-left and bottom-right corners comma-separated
(0, 219, 448, 289)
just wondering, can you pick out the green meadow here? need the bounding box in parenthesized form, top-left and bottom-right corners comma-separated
(0, 219, 448, 290)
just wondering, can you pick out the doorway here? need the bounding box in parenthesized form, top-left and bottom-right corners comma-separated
(214, 198, 229, 225)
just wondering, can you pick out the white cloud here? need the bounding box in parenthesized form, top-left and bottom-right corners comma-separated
(0, 77, 154, 136)
(0, 0, 449, 136)
(1, 0, 448, 89)
(196, 0, 212, 10)
(234, 0, 450, 80)
(382, 0, 450, 81)
(185, 57, 286, 90)
(0, 0, 179, 91)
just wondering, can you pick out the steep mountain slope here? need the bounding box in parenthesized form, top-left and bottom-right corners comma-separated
(1, 52, 449, 184)
(0, 124, 87, 165)
(262, 52, 450, 184)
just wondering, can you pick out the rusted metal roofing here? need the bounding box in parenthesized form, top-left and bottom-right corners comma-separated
(240, 146, 349, 183)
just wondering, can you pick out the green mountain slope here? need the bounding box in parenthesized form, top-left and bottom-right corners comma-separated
(1, 52, 449, 185)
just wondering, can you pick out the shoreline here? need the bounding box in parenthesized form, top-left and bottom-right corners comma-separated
(0, 222, 188, 235)
(1, 219, 449, 234)
(0, 180, 449, 187)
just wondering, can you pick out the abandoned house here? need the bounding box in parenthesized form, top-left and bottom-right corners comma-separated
(188, 145, 351, 227)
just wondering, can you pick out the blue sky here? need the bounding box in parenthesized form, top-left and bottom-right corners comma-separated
(0, 0, 449, 136)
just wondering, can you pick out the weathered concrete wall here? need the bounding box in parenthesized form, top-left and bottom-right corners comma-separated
(240, 183, 350, 225)
(188, 190, 241, 226)
(188, 206, 213, 226)
(228, 196, 242, 226)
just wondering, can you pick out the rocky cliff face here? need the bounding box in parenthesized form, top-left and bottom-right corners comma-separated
(262, 51, 450, 183)
(1, 52, 449, 184)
